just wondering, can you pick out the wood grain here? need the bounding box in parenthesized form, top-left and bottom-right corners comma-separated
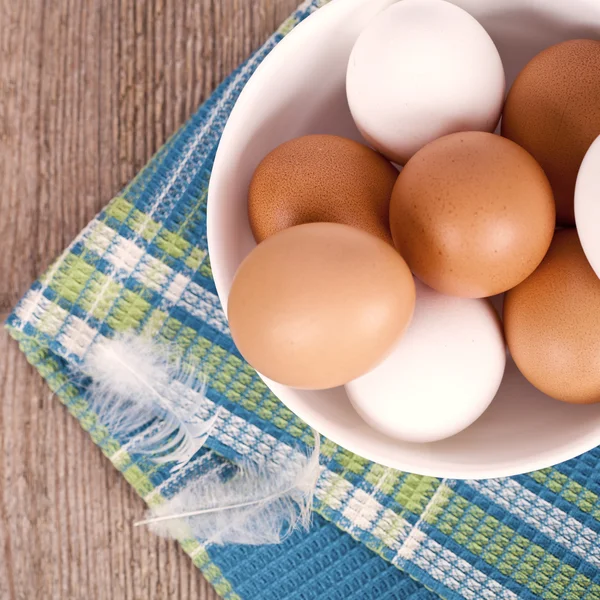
(0, 1, 299, 598)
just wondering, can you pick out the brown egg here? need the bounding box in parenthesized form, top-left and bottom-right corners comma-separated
(389, 131, 555, 298)
(502, 39, 600, 226)
(248, 134, 398, 244)
(227, 222, 415, 390)
(504, 229, 600, 404)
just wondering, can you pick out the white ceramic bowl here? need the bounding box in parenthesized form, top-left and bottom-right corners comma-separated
(208, 0, 600, 479)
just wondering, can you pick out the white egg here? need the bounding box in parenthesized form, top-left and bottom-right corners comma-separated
(345, 280, 506, 443)
(346, 0, 505, 165)
(575, 134, 600, 281)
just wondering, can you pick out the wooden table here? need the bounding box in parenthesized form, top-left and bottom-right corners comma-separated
(0, 2, 298, 597)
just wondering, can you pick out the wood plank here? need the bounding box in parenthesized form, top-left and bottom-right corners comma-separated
(0, 0, 299, 597)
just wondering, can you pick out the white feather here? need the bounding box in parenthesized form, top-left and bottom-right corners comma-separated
(83, 335, 218, 471)
(136, 433, 321, 546)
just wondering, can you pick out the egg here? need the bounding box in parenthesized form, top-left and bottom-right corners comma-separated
(502, 39, 600, 226)
(504, 229, 600, 404)
(346, 279, 506, 443)
(227, 222, 415, 390)
(248, 134, 398, 244)
(345, 0, 505, 165)
(575, 134, 600, 280)
(389, 132, 555, 298)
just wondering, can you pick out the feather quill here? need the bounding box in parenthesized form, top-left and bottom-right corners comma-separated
(135, 433, 321, 545)
(83, 335, 218, 471)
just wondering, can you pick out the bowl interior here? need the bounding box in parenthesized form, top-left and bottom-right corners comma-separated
(207, 0, 600, 478)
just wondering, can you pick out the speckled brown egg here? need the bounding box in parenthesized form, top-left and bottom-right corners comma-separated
(504, 229, 600, 404)
(389, 131, 555, 298)
(248, 134, 398, 244)
(227, 222, 415, 390)
(502, 39, 600, 226)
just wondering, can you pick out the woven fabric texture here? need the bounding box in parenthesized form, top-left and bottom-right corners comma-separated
(7, 1, 600, 599)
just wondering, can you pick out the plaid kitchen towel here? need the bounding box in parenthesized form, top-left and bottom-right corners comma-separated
(7, 1, 600, 598)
